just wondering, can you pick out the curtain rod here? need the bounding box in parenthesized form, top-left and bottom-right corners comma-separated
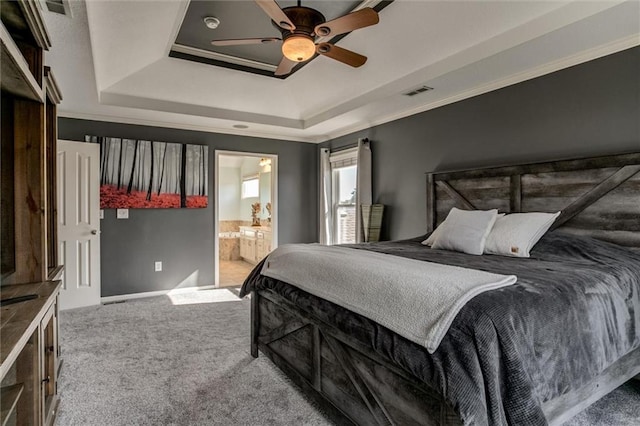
(331, 138, 369, 153)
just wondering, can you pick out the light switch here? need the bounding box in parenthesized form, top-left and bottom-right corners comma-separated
(116, 209, 129, 219)
(100, 210, 104, 219)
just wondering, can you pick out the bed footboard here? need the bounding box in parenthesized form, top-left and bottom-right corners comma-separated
(251, 289, 462, 426)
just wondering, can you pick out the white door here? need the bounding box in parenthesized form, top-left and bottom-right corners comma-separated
(57, 140, 101, 310)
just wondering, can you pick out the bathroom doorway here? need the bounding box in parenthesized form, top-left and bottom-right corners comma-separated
(214, 151, 277, 288)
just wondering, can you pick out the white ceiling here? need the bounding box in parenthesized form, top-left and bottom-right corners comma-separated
(43, 0, 640, 143)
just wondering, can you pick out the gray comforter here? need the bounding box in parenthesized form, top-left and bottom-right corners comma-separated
(240, 232, 640, 425)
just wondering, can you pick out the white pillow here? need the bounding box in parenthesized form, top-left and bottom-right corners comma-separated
(431, 208, 499, 255)
(484, 212, 561, 257)
(422, 225, 443, 247)
(422, 213, 505, 247)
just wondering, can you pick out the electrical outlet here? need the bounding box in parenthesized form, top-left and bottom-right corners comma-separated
(154, 261, 162, 272)
(116, 209, 129, 219)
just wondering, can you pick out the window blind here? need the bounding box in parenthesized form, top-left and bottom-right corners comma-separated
(330, 148, 357, 169)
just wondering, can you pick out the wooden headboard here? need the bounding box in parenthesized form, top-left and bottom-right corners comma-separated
(426, 152, 640, 249)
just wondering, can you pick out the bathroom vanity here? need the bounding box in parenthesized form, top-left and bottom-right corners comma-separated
(239, 226, 273, 265)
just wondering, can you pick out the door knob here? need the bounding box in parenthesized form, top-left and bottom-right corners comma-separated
(91, 230, 99, 235)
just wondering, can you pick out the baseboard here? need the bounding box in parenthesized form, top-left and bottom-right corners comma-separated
(101, 285, 218, 304)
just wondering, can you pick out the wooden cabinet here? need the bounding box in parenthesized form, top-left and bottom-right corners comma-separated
(240, 227, 273, 264)
(1, 2, 63, 425)
(256, 233, 272, 261)
(256, 239, 265, 259)
(240, 236, 251, 260)
(40, 301, 58, 425)
(1, 282, 61, 426)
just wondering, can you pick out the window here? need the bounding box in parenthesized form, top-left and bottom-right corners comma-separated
(330, 149, 358, 244)
(319, 140, 371, 246)
(242, 176, 259, 198)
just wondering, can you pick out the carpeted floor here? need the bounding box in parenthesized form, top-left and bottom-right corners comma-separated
(56, 289, 640, 426)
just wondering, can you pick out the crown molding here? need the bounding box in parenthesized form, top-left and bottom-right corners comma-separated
(57, 110, 325, 143)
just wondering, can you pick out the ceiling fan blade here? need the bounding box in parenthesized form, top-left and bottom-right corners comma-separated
(316, 43, 367, 68)
(255, 0, 296, 31)
(314, 8, 379, 38)
(275, 57, 297, 76)
(211, 37, 281, 46)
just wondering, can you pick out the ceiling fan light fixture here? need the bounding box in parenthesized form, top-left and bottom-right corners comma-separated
(282, 35, 316, 62)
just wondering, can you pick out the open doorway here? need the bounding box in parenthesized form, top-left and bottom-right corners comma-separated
(214, 151, 277, 288)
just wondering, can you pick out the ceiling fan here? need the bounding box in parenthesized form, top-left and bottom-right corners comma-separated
(211, 0, 380, 76)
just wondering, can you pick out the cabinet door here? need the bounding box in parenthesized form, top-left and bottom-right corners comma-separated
(40, 303, 58, 425)
(256, 239, 265, 261)
(247, 239, 256, 263)
(14, 329, 41, 425)
(264, 234, 272, 255)
(240, 238, 247, 258)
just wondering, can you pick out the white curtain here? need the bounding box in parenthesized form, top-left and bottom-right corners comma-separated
(355, 138, 372, 243)
(319, 148, 332, 245)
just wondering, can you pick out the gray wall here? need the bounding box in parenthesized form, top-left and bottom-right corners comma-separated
(324, 47, 640, 241)
(59, 119, 318, 296)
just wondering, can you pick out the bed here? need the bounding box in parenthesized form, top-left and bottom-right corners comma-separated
(240, 152, 640, 425)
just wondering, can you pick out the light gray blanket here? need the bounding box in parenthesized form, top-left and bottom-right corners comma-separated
(261, 243, 517, 353)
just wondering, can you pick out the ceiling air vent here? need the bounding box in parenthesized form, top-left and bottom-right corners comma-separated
(45, 0, 71, 16)
(403, 86, 434, 97)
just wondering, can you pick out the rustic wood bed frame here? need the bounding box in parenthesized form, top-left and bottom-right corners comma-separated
(250, 152, 640, 425)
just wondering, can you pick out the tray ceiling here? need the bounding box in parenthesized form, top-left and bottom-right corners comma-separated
(171, 0, 377, 77)
(42, 1, 640, 143)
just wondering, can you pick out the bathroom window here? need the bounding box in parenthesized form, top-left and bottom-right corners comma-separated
(242, 176, 259, 198)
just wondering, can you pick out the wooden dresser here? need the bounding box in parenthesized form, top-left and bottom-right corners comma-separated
(1, 1, 63, 425)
